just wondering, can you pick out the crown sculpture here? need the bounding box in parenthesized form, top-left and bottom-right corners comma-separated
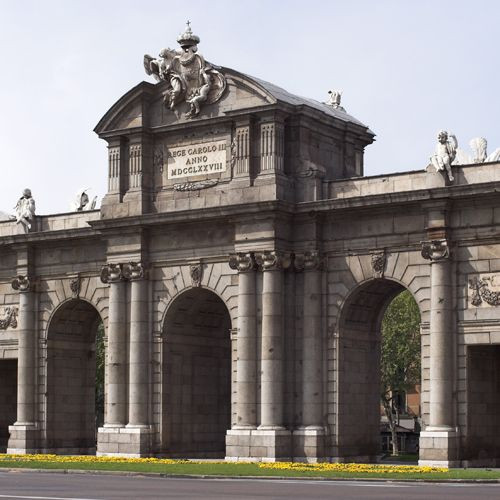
(144, 22, 227, 118)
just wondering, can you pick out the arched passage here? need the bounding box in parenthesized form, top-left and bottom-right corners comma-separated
(46, 299, 102, 454)
(336, 278, 421, 460)
(162, 288, 232, 458)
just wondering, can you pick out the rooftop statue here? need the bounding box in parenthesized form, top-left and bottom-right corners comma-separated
(14, 188, 36, 232)
(71, 188, 97, 212)
(454, 137, 500, 165)
(144, 22, 226, 118)
(326, 90, 345, 111)
(429, 130, 457, 182)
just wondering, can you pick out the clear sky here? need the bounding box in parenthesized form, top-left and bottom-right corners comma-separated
(0, 0, 499, 214)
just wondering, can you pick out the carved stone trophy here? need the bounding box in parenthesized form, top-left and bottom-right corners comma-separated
(144, 22, 226, 118)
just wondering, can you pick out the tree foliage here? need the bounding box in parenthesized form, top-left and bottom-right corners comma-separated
(380, 290, 421, 455)
(95, 323, 105, 429)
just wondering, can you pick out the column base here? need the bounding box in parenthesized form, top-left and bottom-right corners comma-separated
(97, 425, 153, 457)
(7, 423, 39, 454)
(418, 429, 460, 467)
(226, 428, 291, 462)
(292, 428, 326, 462)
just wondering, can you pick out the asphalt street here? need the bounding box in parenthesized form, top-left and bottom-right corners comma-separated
(0, 471, 499, 500)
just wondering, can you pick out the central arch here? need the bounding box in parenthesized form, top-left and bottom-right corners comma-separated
(336, 278, 421, 460)
(45, 299, 103, 454)
(161, 288, 232, 458)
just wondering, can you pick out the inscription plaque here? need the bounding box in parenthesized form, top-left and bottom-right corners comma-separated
(167, 140, 227, 179)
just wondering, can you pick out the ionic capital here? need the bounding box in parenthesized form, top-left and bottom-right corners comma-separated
(122, 262, 146, 281)
(11, 275, 31, 292)
(254, 251, 292, 271)
(229, 253, 256, 272)
(294, 251, 324, 272)
(421, 239, 450, 261)
(100, 263, 124, 284)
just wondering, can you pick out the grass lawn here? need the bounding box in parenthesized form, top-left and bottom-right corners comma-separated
(0, 457, 500, 481)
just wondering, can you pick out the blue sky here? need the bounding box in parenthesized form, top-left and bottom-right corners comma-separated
(1, 0, 499, 214)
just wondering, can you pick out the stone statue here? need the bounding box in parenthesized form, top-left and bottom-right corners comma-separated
(71, 188, 97, 211)
(14, 188, 36, 232)
(453, 136, 500, 165)
(430, 130, 457, 182)
(327, 90, 345, 110)
(144, 22, 226, 118)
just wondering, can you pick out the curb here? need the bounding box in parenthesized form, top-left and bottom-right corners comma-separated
(1, 467, 500, 484)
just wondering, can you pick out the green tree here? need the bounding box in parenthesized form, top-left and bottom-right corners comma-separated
(95, 323, 105, 429)
(380, 290, 421, 456)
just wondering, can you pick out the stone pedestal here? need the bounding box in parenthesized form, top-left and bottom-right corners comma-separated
(292, 429, 325, 463)
(97, 426, 153, 457)
(7, 424, 38, 454)
(418, 430, 460, 467)
(226, 429, 291, 462)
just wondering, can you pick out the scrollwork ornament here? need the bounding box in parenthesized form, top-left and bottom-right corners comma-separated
(12, 275, 31, 292)
(229, 253, 255, 272)
(421, 239, 450, 261)
(122, 262, 146, 281)
(100, 264, 123, 284)
(254, 251, 292, 271)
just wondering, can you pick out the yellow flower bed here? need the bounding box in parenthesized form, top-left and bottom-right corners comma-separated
(0, 454, 447, 474)
(258, 462, 448, 473)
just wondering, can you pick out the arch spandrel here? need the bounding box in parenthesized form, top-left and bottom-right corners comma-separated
(153, 262, 238, 336)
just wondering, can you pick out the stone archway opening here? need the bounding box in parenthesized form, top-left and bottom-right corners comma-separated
(46, 299, 103, 454)
(337, 279, 421, 461)
(162, 288, 232, 458)
(0, 359, 17, 452)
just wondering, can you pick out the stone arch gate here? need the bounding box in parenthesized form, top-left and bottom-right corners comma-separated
(1, 33, 500, 466)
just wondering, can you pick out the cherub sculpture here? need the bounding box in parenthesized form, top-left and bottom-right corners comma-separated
(71, 188, 97, 211)
(14, 188, 36, 232)
(143, 22, 226, 119)
(430, 130, 457, 182)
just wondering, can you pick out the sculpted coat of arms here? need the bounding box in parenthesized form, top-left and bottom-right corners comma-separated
(144, 22, 227, 118)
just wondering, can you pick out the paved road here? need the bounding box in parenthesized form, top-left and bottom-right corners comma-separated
(0, 471, 499, 500)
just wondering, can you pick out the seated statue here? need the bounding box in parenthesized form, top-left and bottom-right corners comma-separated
(430, 130, 457, 182)
(14, 188, 36, 232)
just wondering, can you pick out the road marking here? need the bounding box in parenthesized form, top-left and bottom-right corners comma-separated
(0, 495, 104, 500)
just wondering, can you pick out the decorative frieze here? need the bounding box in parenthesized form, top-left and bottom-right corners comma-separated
(173, 179, 218, 191)
(234, 126, 251, 175)
(469, 274, 500, 307)
(12, 275, 31, 292)
(129, 144, 143, 189)
(254, 251, 291, 271)
(0, 307, 18, 329)
(260, 122, 284, 173)
(229, 253, 256, 272)
(294, 251, 324, 272)
(108, 146, 121, 192)
(421, 239, 450, 261)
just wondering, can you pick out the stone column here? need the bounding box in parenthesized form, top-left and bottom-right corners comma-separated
(8, 275, 38, 453)
(100, 264, 127, 427)
(295, 252, 324, 429)
(229, 253, 257, 429)
(292, 252, 325, 462)
(123, 262, 149, 428)
(255, 251, 291, 429)
(12, 276, 36, 426)
(421, 240, 454, 429)
(419, 239, 458, 466)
